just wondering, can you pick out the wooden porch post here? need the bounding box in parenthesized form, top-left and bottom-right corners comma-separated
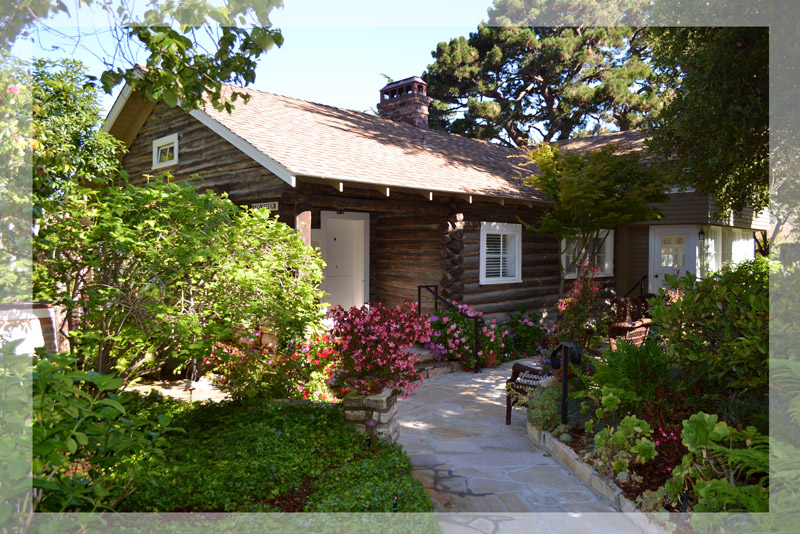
(294, 202, 312, 247)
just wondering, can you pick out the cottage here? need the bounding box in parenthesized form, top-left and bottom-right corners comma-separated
(102, 76, 767, 321)
(555, 131, 769, 297)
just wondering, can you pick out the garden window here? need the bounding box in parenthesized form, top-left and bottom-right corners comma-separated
(152, 133, 179, 169)
(479, 222, 522, 285)
(561, 230, 614, 279)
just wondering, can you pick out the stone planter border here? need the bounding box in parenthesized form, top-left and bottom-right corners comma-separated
(527, 422, 667, 534)
(342, 388, 400, 443)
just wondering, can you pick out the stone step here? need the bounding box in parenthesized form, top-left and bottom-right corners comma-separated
(406, 344, 437, 363)
(416, 360, 463, 379)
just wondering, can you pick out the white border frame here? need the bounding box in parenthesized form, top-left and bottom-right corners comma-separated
(479, 221, 522, 285)
(562, 229, 615, 279)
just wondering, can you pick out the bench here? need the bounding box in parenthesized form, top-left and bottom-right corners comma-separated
(505, 362, 546, 425)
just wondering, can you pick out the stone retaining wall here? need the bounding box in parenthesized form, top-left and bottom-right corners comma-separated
(343, 389, 400, 443)
(528, 422, 667, 534)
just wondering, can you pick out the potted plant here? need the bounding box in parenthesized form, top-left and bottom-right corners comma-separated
(327, 300, 431, 398)
(479, 319, 509, 367)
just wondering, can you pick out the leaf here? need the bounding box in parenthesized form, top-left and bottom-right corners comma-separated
(98, 398, 126, 414)
(99, 377, 124, 391)
(65, 437, 77, 454)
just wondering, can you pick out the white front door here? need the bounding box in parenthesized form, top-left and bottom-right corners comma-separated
(318, 211, 369, 310)
(649, 225, 698, 293)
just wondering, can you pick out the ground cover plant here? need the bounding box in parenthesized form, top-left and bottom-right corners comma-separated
(120, 392, 432, 513)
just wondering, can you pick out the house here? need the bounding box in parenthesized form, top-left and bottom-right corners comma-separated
(556, 131, 769, 296)
(102, 76, 768, 323)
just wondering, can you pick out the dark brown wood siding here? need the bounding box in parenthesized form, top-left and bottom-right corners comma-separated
(615, 224, 650, 296)
(120, 102, 293, 203)
(446, 202, 566, 323)
(371, 213, 446, 311)
(653, 192, 769, 230)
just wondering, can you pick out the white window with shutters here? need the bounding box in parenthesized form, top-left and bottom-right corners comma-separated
(561, 230, 614, 279)
(479, 222, 522, 285)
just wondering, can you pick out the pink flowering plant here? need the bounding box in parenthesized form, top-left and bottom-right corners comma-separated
(555, 262, 605, 347)
(327, 300, 432, 398)
(425, 302, 509, 369)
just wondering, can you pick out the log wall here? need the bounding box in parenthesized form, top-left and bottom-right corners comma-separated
(121, 102, 293, 203)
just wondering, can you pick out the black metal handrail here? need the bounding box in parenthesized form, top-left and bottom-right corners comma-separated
(623, 274, 648, 297)
(417, 285, 486, 374)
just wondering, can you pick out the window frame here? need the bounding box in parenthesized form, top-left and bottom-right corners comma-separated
(152, 133, 179, 169)
(561, 229, 614, 279)
(479, 222, 522, 285)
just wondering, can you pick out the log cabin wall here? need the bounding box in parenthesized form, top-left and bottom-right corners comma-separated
(120, 102, 293, 203)
(445, 201, 566, 324)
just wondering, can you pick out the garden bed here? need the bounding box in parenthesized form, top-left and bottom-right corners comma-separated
(527, 423, 667, 534)
(119, 391, 433, 513)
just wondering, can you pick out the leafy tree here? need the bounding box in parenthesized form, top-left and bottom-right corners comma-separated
(423, 2, 658, 146)
(35, 179, 325, 380)
(644, 27, 769, 217)
(0, 52, 32, 302)
(520, 142, 667, 295)
(2, 0, 285, 112)
(31, 59, 126, 213)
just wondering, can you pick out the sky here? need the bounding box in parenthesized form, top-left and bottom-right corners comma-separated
(21, 0, 495, 115)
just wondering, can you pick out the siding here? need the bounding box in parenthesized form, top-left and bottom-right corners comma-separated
(121, 102, 293, 203)
(615, 224, 650, 296)
(654, 192, 769, 230)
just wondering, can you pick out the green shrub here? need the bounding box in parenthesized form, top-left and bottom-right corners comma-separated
(35, 180, 325, 381)
(527, 386, 561, 432)
(586, 415, 657, 483)
(589, 340, 672, 402)
(32, 354, 179, 512)
(648, 258, 769, 394)
(506, 305, 546, 356)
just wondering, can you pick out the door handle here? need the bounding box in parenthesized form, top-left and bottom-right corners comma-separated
(655, 274, 659, 278)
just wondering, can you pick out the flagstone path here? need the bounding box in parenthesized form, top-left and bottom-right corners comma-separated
(396, 358, 644, 532)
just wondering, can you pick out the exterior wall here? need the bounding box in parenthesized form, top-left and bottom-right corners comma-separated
(371, 213, 444, 310)
(121, 102, 293, 203)
(445, 202, 564, 323)
(654, 192, 769, 230)
(615, 224, 651, 296)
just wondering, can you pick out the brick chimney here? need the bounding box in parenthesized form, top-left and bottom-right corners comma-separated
(377, 76, 430, 130)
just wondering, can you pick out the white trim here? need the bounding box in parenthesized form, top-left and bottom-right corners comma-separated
(479, 222, 522, 285)
(152, 133, 179, 169)
(102, 83, 133, 133)
(562, 229, 614, 279)
(189, 109, 297, 187)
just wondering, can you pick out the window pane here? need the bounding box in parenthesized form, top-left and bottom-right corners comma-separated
(158, 145, 175, 163)
(661, 234, 686, 267)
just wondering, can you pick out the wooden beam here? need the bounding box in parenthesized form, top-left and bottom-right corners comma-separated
(280, 191, 447, 216)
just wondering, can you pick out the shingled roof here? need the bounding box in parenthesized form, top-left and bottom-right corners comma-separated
(198, 85, 548, 203)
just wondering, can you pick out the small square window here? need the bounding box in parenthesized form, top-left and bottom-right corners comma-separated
(480, 222, 522, 285)
(152, 133, 179, 169)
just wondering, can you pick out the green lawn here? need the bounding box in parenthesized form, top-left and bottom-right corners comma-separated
(120, 392, 433, 513)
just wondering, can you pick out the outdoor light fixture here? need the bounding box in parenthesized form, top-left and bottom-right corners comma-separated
(365, 418, 378, 452)
(698, 227, 706, 241)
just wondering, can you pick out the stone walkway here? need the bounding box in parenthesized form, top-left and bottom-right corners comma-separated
(396, 358, 644, 532)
